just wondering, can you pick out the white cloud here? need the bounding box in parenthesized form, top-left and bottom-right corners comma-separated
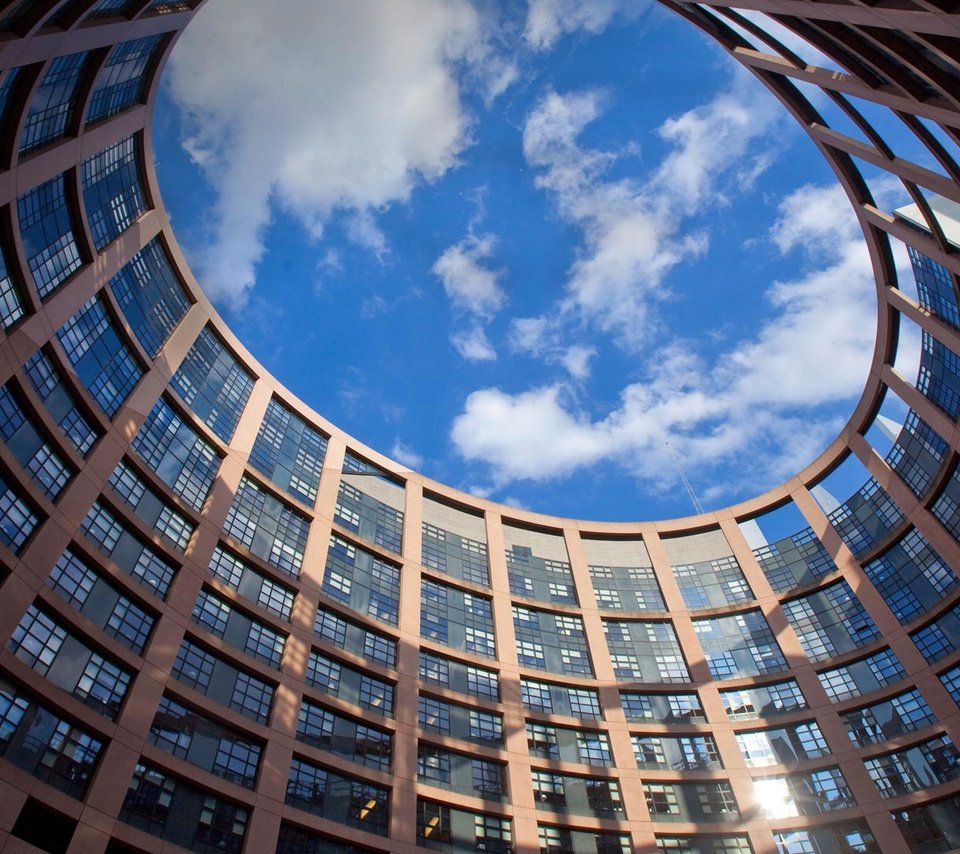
(452, 183, 879, 500)
(390, 439, 424, 471)
(561, 345, 597, 380)
(524, 0, 647, 49)
(508, 315, 597, 379)
(451, 325, 498, 361)
(165, 0, 507, 309)
(432, 233, 506, 318)
(651, 77, 781, 214)
(516, 77, 781, 351)
(433, 228, 508, 362)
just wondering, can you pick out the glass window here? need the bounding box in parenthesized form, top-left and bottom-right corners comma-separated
(313, 605, 397, 668)
(817, 648, 905, 702)
(171, 327, 254, 442)
(296, 698, 391, 770)
(752, 525, 836, 594)
(109, 238, 190, 358)
(864, 735, 960, 797)
(514, 605, 588, 675)
(604, 619, 689, 682)
(81, 501, 176, 597)
(421, 521, 489, 586)
(57, 296, 142, 417)
(506, 544, 576, 605)
(82, 135, 148, 249)
(644, 782, 738, 822)
(419, 695, 450, 734)
(720, 680, 806, 720)
(149, 695, 261, 788)
(589, 562, 665, 611)
(0, 239, 24, 329)
(622, 691, 705, 722)
(324, 535, 400, 625)
(87, 34, 165, 122)
(634, 734, 722, 770)
(892, 792, 960, 850)
(0, 683, 102, 800)
(841, 689, 936, 747)
(250, 398, 327, 505)
(23, 351, 99, 455)
(335, 474, 404, 554)
(120, 761, 248, 852)
(0, 475, 37, 553)
(285, 758, 388, 835)
(827, 477, 904, 556)
(109, 459, 195, 549)
(912, 602, 960, 663)
(224, 476, 309, 576)
(692, 610, 787, 679)
(0, 384, 72, 498)
(673, 555, 753, 608)
(18, 174, 82, 298)
(20, 51, 89, 152)
(863, 527, 957, 624)
(735, 721, 829, 766)
(132, 397, 221, 511)
(9, 604, 130, 719)
(781, 581, 880, 663)
(230, 671, 273, 724)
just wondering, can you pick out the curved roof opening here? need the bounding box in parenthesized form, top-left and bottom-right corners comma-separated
(151, 0, 885, 521)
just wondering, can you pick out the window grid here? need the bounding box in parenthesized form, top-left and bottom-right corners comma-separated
(752, 525, 837, 594)
(673, 555, 753, 609)
(817, 648, 906, 702)
(781, 581, 880, 663)
(514, 605, 589, 675)
(841, 689, 936, 747)
(324, 534, 401, 625)
(604, 619, 689, 682)
(20, 51, 89, 153)
(81, 135, 148, 250)
(81, 501, 176, 597)
(249, 398, 327, 505)
(88, 34, 164, 122)
(109, 237, 190, 358)
(421, 521, 489, 586)
(0, 475, 38, 553)
(132, 397, 221, 511)
(827, 477, 905, 556)
(0, 384, 72, 499)
(0, 240, 24, 329)
(863, 528, 957, 624)
(224, 476, 308, 576)
(109, 459, 195, 549)
(47, 545, 153, 657)
(720, 680, 807, 720)
(24, 351, 99, 455)
(172, 327, 254, 442)
(621, 691, 706, 722)
(506, 545, 577, 605)
(334, 479, 404, 554)
(589, 563, 665, 611)
(18, 175, 83, 298)
(57, 296, 142, 417)
(693, 610, 787, 679)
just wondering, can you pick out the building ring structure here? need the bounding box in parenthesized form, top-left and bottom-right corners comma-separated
(0, 1, 959, 852)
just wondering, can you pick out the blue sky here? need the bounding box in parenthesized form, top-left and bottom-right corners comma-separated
(152, 0, 908, 522)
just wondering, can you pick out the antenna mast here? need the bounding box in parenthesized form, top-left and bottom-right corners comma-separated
(665, 441, 705, 515)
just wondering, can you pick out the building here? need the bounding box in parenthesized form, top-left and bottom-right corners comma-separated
(0, 1, 959, 852)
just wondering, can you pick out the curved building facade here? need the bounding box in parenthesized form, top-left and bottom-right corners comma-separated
(0, 1, 959, 852)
